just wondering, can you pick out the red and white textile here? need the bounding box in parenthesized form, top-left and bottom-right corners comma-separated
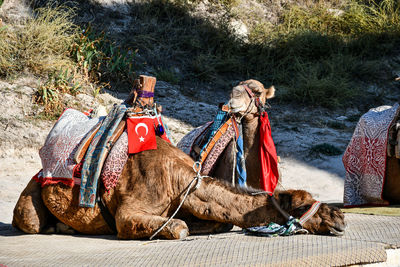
(38, 109, 102, 187)
(343, 103, 400, 207)
(100, 131, 129, 191)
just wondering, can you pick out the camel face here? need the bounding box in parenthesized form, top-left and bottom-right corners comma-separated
(227, 79, 275, 119)
(279, 190, 346, 236)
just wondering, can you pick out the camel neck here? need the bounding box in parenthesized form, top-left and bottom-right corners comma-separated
(184, 178, 286, 228)
(242, 117, 259, 155)
(241, 116, 261, 189)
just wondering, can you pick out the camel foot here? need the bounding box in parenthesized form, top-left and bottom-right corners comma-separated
(162, 219, 189, 239)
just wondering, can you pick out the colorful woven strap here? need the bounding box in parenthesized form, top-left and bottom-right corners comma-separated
(299, 201, 321, 226)
(199, 118, 233, 164)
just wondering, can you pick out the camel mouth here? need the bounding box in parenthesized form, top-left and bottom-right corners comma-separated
(328, 226, 345, 236)
(230, 107, 244, 113)
(228, 103, 246, 114)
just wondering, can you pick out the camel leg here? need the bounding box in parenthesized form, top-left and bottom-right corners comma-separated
(12, 179, 50, 233)
(115, 206, 189, 240)
(384, 156, 400, 204)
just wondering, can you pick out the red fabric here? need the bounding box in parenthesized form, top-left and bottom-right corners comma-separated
(259, 111, 279, 195)
(127, 116, 158, 154)
(33, 170, 76, 188)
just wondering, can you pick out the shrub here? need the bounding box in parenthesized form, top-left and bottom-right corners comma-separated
(0, 5, 78, 77)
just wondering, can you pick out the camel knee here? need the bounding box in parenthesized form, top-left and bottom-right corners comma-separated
(116, 210, 188, 240)
(12, 179, 49, 233)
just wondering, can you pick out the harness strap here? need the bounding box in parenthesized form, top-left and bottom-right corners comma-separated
(268, 195, 322, 227)
(299, 201, 321, 226)
(242, 83, 268, 114)
(198, 118, 234, 165)
(97, 192, 117, 234)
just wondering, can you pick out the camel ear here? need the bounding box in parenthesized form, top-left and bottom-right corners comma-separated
(278, 192, 292, 211)
(265, 85, 275, 99)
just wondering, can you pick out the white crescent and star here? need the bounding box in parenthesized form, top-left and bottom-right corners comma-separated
(135, 123, 149, 142)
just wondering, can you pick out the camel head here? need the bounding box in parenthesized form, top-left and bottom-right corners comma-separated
(277, 189, 346, 236)
(228, 79, 275, 120)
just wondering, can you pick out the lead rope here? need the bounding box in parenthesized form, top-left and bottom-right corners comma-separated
(232, 140, 237, 185)
(149, 162, 207, 240)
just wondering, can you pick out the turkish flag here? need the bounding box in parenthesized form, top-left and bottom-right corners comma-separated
(259, 111, 279, 195)
(127, 116, 157, 154)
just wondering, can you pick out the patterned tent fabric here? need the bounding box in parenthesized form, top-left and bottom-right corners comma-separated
(343, 103, 400, 207)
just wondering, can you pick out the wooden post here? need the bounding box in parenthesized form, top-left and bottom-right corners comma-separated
(134, 75, 156, 106)
(125, 75, 157, 107)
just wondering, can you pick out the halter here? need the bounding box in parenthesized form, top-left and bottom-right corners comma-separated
(268, 195, 321, 226)
(298, 201, 322, 226)
(241, 84, 267, 115)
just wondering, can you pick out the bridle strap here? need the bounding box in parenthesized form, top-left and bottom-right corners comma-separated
(268, 195, 322, 226)
(241, 84, 266, 114)
(299, 201, 321, 226)
(242, 84, 255, 98)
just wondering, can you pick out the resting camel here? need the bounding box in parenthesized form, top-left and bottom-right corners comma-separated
(13, 136, 346, 239)
(179, 79, 277, 189)
(384, 155, 400, 204)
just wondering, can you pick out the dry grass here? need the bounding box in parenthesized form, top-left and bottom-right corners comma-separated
(0, 4, 78, 77)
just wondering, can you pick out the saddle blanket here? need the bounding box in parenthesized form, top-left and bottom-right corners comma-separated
(177, 121, 236, 175)
(35, 108, 129, 192)
(37, 109, 103, 187)
(343, 103, 400, 207)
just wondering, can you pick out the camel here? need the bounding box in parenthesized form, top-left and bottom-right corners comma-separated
(384, 156, 400, 204)
(13, 136, 346, 239)
(179, 79, 277, 189)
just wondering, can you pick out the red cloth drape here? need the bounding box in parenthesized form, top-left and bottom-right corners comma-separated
(259, 111, 279, 195)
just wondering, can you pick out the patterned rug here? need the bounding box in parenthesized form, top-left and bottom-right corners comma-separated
(343, 103, 400, 207)
(38, 109, 103, 187)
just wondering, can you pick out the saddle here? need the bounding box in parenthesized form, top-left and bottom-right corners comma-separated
(37, 75, 169, 207)
(177, 107, 240, 176)
(343, 103, 400, 207)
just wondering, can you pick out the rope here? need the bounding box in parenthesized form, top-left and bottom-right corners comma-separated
(149, 162, 208, 240)
(232, 140, 237, 185)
